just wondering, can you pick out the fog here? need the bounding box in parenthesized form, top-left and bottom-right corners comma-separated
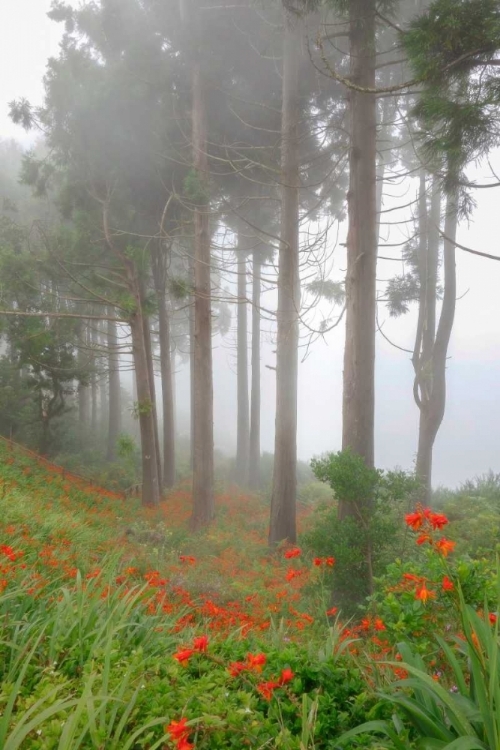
(1, 0, 499, 489)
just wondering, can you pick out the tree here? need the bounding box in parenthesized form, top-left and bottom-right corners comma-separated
(269, 5, 303, 546)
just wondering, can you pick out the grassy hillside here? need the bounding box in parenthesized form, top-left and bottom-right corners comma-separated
(1, 440, 498, 749)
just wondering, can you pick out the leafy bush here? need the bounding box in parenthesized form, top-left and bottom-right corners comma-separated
(304, 451, 419, 613)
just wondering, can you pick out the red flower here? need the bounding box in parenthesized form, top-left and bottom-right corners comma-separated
(284, 547, 301, 559)
(173, 648, 194, 665)
(179, 555, 196, 564)
(193, 636, 208, 652)
(442, 576, 454, 592)
(415, 584, 436, 603)
(285, 568, 303, 581)
(279, 667, 294, 685)
(257, 680, 279, 701)
(247, 652, 266, 671)
(326, 606, 338, 616)
(228, 661, 246, 677)
(313, 557, 322, 566)
(374, 618, 386, 632)
(489, 613, 497, 624)
(166, 717, 193, 750)
(405, 511, 423, 530)
(430, 512, 449, 530)
(416, 533, 432, 546)
(435, 538, 455, 557)
(325, 556, 335, 567)
(166, 718, 189, 740)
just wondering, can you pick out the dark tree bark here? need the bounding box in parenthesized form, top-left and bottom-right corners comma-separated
(106, 313, 122, 461)
(190, 59, 215, 531)
(269, 10, 301, 546)
(235, 243, 249, 486)
(249, 250, 262, 490)
(152, 245, 176, 489)
(341, 0, 377, 493)
(414, 188, 458, 499)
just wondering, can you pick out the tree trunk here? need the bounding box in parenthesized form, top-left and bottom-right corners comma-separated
(235, 245, 249, 486)
(415, 189, 458, 498)
(249, 251, 261, 490)
(152, 246, 176, 489)
(77, 322, 90, 433)
(190, 59, 214, 531)
(100, 319, 109, 434)
(269, 10, 301, 546)
(337, 0, 377, 608)
(189, 276, 195, 472)
(341, 0, 377, 496)
(140, 279, 162, 490)
(130, 308, 160, 506)
(107, 314, 122, 461)
(90, 323, 98, 436)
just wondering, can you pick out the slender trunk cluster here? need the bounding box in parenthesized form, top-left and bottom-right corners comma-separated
(414, 182, 458, 499)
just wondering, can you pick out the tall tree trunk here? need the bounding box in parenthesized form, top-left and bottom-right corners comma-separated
(77, 321, 90, 433)
(235, 244, 249, 486)
(152, 246, 176, 489)
(90, 322, 98, 436)
(341, 0, 377, 488)
(107, 313, 122, 461)
(100, 319, 109, 434)
(415, 189, 457, 498)
(338, 0, 377, 606)
(140, 279, 162, 490)
(189, 277, 195, 472)
(190, 58, 214, 531)
(249, 251, 262, 490)
(130, 311, 160, 506)
(269, 10, 301, 546)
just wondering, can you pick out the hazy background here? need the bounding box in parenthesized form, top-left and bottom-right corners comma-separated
(1, 0, 499, 488)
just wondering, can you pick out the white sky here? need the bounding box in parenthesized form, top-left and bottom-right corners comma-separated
(1, 0, 499, 488)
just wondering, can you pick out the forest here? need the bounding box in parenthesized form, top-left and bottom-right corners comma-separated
(1, 0, 500, 748)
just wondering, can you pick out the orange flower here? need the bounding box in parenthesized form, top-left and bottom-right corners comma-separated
(166, 718, 189, 740)
(313, 557, 323, 566)
(326, 606, 338, 616)
(416, 533, 432, 546)
(435, 538, 455, 557)
(405, 511, 423, 530)
(415, 584, 436, 603)
(247, 652, 266, 672)
(430, 512, 449, 530)
(257, 679, 279, 701)
(193, 635, 208, 652)
(442, 576, 454, 592)
(279, 667, 294, 685)
(179, 555, 196, 564)
(173, 648, 194, 665)
(284, 547, 301, 559)
(228, 661, 246, 677)
(489, 613, 497, 625)
(374, 618, 386, 632)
